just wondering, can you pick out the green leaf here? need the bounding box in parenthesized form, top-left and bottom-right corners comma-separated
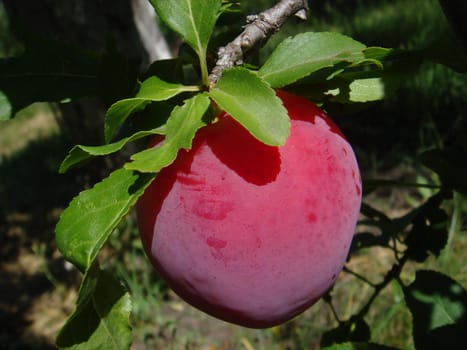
(351, 202, 421, 253)
(104, 99, 151, 142)
(348, 78, 385, 102)
(258, 32, 367, 88)
(55, 168, 155, 271)
(125, 93, 210, 172)
(209, 67, 290, 146)
(0, 33, 100, 115)
(143, 58, 185, 84)
(149, 0, 221, 59)
(136, 76, 195, 100)
(423, 31, 467, 73)
(404, 270, 467, 350)
(404, 197, 448, 263)
(363, 47, 395, 61)
(0, 90, 11, 120)
(321, 343, 399, 350)
(320, 317, 371, 347)
(104, 76, 197, 142)
(418, 323, 467, 350)
(421, 142, 467, 195)
(59, 126, 166, 173)
(290, 49, 421, 106)
(98, 39, 140, 105)
(56, 264, 132, 349)
(326, 77, 385, 103)
(439, 0, 467, 55)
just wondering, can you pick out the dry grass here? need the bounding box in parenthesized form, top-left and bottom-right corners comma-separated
(0, 103, 59, 157)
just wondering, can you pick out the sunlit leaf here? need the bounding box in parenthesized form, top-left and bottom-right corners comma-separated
(326, 78, 385, 103)
(55, 168, 155, 271)
(104, 75, 197, 142)
(59, 126, 166, 173)
(259, 32, 367, 87)
(125, 93, 210, 172)
(0, 90, 11, 120)
(363, 47, 395, 61)
(209, 67, 290, 146)
(149, 0, 221, 58)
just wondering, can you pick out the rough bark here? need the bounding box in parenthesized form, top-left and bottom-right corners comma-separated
(131, 0, 172, 62)
(208, 0, 308, 85)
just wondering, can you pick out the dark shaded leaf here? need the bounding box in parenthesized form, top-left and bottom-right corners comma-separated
(98, 38, 140, 105)
(321, 317, 371, 347)
(143, 58, 185, 83)
(56, 264, 132, 349)
(351, 203, 420, 253)
(439, 0, 467, 54)
(421, 142, 467, 195)
(404, 270, 467, 350)
(404, 194, 448, 262)
(0, 33, 100, 115)
(322, 342, 401, 350)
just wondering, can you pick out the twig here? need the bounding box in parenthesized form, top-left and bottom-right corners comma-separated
(208, 0, 309, 86)
(343, 266, 377, 288)
(356, 253, 409, 318)
(323, 291, 342, 324)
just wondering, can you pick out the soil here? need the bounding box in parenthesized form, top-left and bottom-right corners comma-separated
(0, 209, 79, 349)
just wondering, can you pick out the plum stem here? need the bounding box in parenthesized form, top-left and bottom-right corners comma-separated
(208, 0, 309, 87)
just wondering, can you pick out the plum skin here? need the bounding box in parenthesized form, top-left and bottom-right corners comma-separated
(137, 90, 362, 328)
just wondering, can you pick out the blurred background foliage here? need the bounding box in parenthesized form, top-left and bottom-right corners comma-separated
(0, 3, 21, 58)
(244, 0, 467, 170)
(0, 0, 466, 349)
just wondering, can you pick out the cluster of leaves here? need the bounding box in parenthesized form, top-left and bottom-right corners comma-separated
(0, 0, 466, 349)
(319, 187, 467, 350)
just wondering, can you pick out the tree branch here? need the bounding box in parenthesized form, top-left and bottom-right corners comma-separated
(131, 0, 172, 62)
(208, 0, 308, 86)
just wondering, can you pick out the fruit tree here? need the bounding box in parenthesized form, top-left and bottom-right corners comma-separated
(0, 0, 466, 349)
